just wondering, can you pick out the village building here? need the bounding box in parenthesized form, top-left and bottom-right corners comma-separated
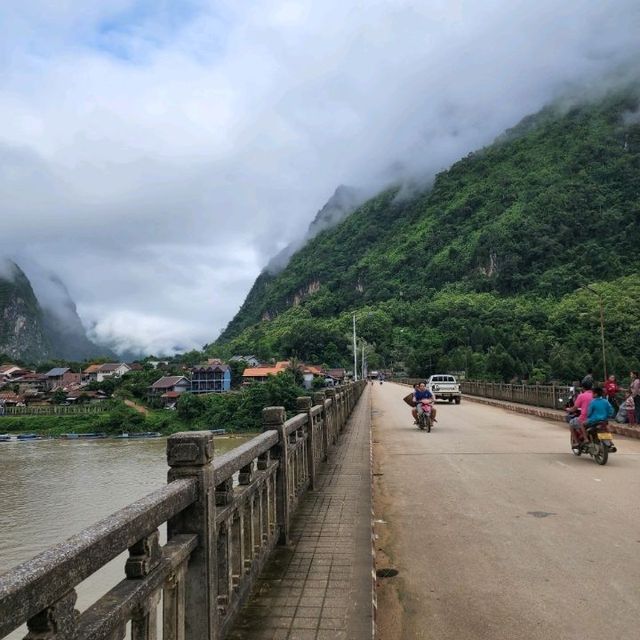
(0, 364, 28, 385)
(190, 363, 231, 394)
(0, 391, 25, 407)
(44, 367, 71, 390)
(66, 389, 110, 404)
(96, 363, 131, 382)
(44, 367, 82, 391)
(242, 361, 290, 384)
(13, 373, 49, 395)
(82, 363, 102, 383)
(149, 376, 191, 406)
(83, 363, 131, 383)
(230, 354, 261, 367)
(302, 365, 326, 389)
(325, 368, 346, 385)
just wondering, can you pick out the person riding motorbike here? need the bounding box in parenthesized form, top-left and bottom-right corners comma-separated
(584, 386, 615, 450)
(412, 382, 436, 424)
(567, 381, 593, 449)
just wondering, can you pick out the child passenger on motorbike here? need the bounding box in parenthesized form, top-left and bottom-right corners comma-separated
(585, 386, 614, 426)
(412, 382, 436, 424)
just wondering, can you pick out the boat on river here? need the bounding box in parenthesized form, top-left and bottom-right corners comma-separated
(114, 432, 162, 439)
(210, 429, 226, 436)
(62, 433, 108, 439)
(16, 433, 40, 440)
(0, 434, 11, 442)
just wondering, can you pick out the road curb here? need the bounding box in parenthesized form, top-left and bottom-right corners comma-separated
(464, 394, 640, 440)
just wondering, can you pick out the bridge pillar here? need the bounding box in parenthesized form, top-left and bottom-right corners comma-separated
(167, 431, 218, 640)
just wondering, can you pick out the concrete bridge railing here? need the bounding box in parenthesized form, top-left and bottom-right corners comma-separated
(394, 378, 572, 410)
(0, 380, 366, 640)
(460, 381, 571, 409)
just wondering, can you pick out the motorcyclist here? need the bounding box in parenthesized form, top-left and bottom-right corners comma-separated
(412, 382, 436, 424)
(585, 386, 617, 452)
(568, 381, 593, 449)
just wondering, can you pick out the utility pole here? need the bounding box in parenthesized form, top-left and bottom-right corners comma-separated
(362, 341, 366, 380)
(352, 313, 358, 381)
(584, 285, 607, 380)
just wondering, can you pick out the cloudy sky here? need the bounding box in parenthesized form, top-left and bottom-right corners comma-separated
(1, 1, 639, 355)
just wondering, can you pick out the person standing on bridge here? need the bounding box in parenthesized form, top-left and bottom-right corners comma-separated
(603, 374, 620, 413)
(630, 371, 640, 426)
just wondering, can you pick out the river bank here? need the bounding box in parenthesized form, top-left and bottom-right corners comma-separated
(0, 408, 250, 437)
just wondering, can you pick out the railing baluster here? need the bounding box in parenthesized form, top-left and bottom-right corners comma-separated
(24, 589, 78, 640)
(163, 562, 187, 640)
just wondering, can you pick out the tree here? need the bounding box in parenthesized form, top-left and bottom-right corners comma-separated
(51, 388, 67, 405)
(177, 393, 206, 423)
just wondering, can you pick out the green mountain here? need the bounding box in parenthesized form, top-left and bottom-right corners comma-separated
(214, 90, 640, 381)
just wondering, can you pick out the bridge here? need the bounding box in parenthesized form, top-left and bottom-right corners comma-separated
(2, 381, 639, 639)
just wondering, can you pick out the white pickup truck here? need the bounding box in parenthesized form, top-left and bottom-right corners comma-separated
(426, 374, 462, 404)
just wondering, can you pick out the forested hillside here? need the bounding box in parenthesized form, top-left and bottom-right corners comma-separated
(214, 90, 640, 381)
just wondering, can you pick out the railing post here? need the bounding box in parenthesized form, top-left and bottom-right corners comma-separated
(325, 388, 338, 445)
(312, 391, 328, 462)
(166, 431, 217, 640)
(262, 406, 290, 545)
(296, 397, 317, 491)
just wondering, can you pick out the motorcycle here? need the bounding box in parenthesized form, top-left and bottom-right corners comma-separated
(572, 420, 617, 465)
(417, 402, 433, 432)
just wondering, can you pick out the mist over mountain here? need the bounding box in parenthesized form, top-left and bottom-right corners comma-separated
(0, 259, 113, 362)
(28, 268, 115, 361)
(266, 186, 367, 275)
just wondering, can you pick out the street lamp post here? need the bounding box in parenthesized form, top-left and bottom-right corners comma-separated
(582, 285, 607, 380)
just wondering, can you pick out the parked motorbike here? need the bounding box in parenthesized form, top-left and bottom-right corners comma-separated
(572, 420, 616, 465)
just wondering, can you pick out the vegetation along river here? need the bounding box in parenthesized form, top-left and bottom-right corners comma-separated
(0, 434, 253, 639)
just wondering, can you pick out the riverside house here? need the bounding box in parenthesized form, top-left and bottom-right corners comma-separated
(242, 361, 290, 384)
(149, 376, 190, 407)
(190, 363, 231, 394)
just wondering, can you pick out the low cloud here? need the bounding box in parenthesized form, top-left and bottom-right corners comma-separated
(1, 1, 639, 354)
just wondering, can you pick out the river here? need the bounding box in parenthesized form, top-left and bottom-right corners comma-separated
(0, 435, 253, 639)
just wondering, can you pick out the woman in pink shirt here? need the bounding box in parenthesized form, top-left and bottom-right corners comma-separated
(568, 383, 594, 449)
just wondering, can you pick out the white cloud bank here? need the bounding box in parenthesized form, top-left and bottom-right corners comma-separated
(1, 0, 639, 355)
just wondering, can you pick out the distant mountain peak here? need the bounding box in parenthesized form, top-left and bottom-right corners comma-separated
(265, 185, 365, 275)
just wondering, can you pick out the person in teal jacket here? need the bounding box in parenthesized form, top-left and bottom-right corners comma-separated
(586, 386, 614, 425)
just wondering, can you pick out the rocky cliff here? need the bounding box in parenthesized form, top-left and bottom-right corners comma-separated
(0, 259, 113, 362)
(0, 260, 51, 361)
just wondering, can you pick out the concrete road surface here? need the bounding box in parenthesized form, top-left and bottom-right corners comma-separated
(372, 382, 640, 640)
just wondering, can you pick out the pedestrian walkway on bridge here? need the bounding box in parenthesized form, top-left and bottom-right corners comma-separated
(228, 386, 373, 640)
